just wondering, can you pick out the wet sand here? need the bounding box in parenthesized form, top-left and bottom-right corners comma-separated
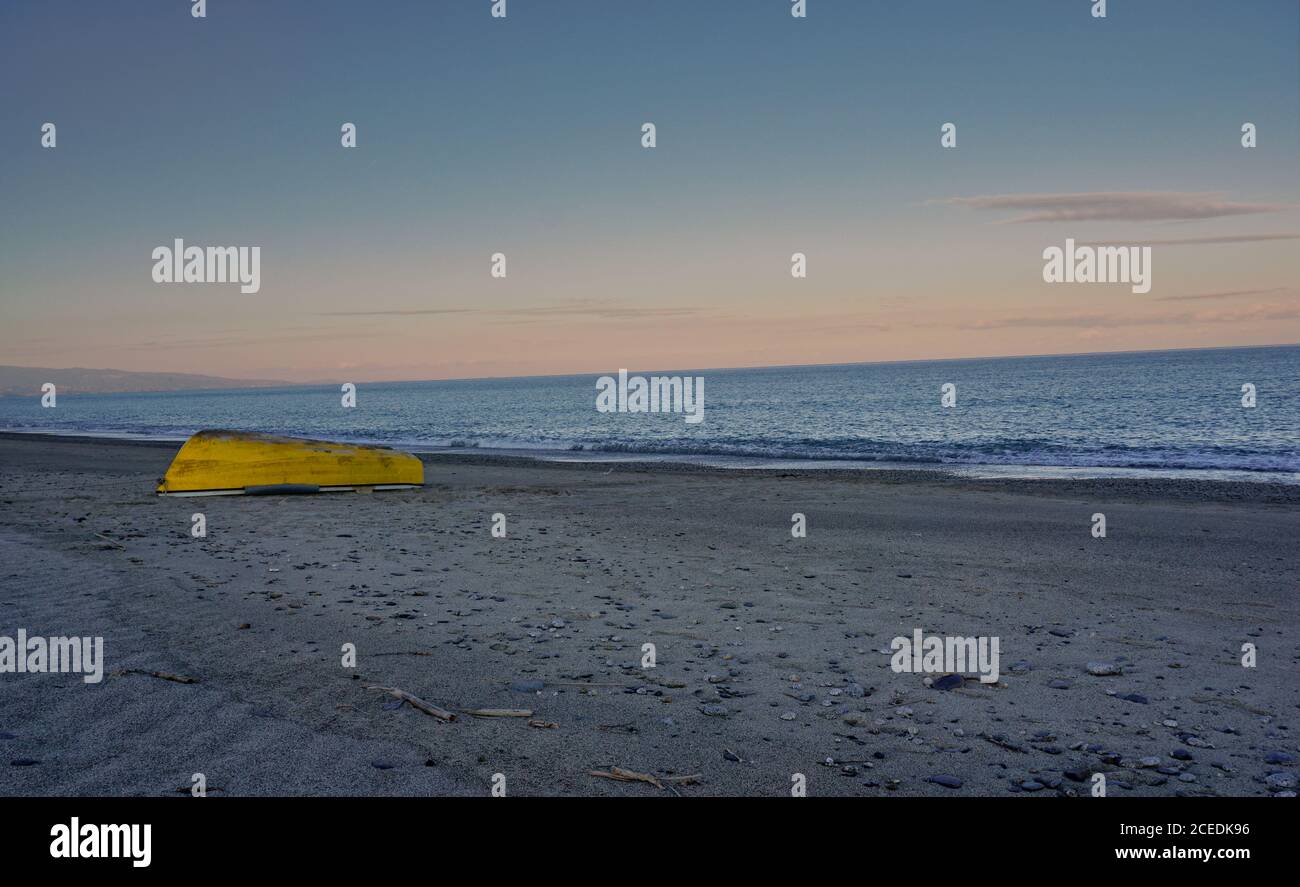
(0, 433, 1296, 796)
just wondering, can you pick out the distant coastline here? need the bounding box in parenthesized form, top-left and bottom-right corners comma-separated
(0, 365, 291, 397)
(2, 343, 1295, 396)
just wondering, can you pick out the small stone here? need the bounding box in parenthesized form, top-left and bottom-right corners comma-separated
(1265, 772, 1296, 790)
(931, 674, 963, 691)
(700, 704, 728, 717)
(927, 774, 963, 788)
(1264, 751, 1295, 765)
(1086, 662, 1122, 676)
(509, 679, 545, 693)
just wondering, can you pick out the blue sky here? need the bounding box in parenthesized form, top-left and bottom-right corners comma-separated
(1, 0, 1297, 381)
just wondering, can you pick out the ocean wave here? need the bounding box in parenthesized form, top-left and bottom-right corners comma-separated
(3, 345, 1297, 477)
(579, 437, 1300, 473)
(3, 422, 1297, 473)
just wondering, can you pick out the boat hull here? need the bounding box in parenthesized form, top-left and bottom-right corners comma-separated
(156, 430, 424, 496)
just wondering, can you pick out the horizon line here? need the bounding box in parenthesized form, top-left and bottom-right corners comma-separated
(4, 341, 1297, 395)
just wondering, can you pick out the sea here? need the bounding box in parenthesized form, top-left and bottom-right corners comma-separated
(2, 346, 1297, 482)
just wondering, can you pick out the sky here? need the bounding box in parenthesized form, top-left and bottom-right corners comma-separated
(1, 0, 1297, 383)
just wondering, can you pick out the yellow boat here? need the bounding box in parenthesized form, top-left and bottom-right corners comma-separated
(156, 430, 424, 497)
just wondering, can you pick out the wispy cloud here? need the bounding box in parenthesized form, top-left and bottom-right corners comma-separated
(941, 192, 1296, 223)
(962, 314, 1127, 330)
(1081, 233, 1300, 247)
(962, 302, 1300, 330)
(116, 329, 387, 351)
(314, 308, 479, 318)
(316, 300, 711, 322)
(1187, 303, 1300, 324)
(1153, 287, 1290, 303)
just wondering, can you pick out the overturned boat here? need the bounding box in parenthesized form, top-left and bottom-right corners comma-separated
(156, 430, 424, 497)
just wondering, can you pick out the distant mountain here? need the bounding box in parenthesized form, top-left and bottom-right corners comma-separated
(0, 365, 292, 396)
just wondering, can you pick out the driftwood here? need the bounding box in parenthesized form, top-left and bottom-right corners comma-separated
(465, 708, 533, 719)
(111, 668, 198, 684)
(1190, 695, 1272, 716)
(367, 686, 456, 721)
(588, 766, 702, 791)
(94, 533, 126, 550)
(645, 676, 687, 689)
(597, 723, 639, 734)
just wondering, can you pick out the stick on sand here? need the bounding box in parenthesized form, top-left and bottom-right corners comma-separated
(111, 668, 198, 684)
(367, 686, 457, 721)
(588, 766, 702, 791)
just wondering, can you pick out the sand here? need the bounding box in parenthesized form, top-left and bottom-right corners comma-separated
(0, 432, 1296, 797)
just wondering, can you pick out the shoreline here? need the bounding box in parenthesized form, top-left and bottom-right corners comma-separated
(2, 431, 1297, 502)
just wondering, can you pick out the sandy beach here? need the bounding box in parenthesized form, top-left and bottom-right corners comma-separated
(0, 432, 1296, 797)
